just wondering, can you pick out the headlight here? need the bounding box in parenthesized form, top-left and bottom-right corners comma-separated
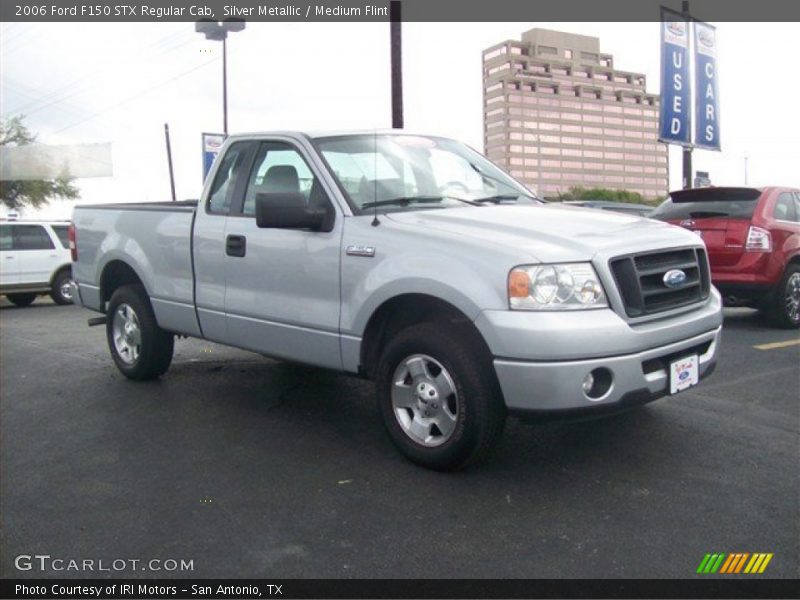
(508, 263, 607, 310)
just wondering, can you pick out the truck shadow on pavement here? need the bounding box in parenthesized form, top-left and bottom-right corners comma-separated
(157, 355, 676, 478)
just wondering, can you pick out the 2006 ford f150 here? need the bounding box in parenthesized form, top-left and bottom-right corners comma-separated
(71, 132, 722, 470)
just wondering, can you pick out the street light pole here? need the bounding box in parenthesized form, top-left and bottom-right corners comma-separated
(196, 19, 245, 136)
(222, 36, 228, 135)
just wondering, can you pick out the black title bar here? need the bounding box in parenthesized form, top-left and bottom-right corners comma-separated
(2, 0, 800, 22)
(3, 578, 800, 599)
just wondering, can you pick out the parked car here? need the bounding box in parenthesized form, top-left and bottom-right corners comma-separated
(650, 187, 800, 328)
(70, 132, 722, 470)
(0, 219, 74, 306)
(562, 200, 654, 217)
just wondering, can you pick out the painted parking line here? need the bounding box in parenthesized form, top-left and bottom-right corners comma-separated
(753, 339, 800, 351)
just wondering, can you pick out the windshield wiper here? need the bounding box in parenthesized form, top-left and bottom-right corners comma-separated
(473, 194, 522, 204)
(362, 195, 444, 210)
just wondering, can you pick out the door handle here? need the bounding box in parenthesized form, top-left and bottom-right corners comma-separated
(225, 234, 246, 257)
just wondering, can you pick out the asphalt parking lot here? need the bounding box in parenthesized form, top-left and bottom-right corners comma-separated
(1, 299, 798, 579)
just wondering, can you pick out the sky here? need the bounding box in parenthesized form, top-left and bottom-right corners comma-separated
(1, 21, 799, 219)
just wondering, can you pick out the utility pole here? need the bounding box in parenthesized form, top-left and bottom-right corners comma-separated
(390, 0, 403, 129)
(164, 123, 177, 201)
(681, 0, 693, 189)
(744, 156, 749, 185)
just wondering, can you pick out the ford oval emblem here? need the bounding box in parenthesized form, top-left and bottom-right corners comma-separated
(663, 269, 688, 289)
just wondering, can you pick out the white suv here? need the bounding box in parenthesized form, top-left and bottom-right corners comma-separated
(0, 220, 74, 306)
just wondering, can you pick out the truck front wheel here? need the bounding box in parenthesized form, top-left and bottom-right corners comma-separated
(376, 322, 506, 471)
(106, 284, 174, 380)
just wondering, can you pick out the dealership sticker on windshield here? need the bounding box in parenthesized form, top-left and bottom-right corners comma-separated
(670, 355, 699, 394)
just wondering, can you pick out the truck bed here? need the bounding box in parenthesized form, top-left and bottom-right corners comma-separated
(71, 201, 201, 337)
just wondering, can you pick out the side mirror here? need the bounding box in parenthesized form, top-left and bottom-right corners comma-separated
(255, 192, 330, 231)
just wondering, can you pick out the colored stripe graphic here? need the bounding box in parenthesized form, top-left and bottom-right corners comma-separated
(701, 553, 774, 574)
(719, 554, 736, 573)
(711, 553, 725, 573)
(697, 554, 712, 573)
(703, 554, 719, 573)
(744, 554, 761, 573)
(734, 553, 749, 573)
(758, 554, 773, 573)
(725, 552, 742, 573)
(699, 553, 726, 573)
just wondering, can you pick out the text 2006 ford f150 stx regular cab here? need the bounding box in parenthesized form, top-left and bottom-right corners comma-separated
(71, 132, 722, 470)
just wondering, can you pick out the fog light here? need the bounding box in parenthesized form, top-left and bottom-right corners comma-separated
(582, 372, 595, 394)
(583, 368, 613, 400)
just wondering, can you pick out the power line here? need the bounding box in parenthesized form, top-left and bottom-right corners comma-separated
(48, 56, 220, 137)
(7, 27, 197, 116)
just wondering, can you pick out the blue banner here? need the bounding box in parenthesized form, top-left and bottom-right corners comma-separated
(202, 132, 226, 181)
(659, 11, 692, 146)
(694, 21, 720, 150)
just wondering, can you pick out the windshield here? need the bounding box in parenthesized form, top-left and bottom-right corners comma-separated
(314, 134, 536, 213)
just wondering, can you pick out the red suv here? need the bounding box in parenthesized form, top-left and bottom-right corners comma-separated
(651, 187, 800, 328)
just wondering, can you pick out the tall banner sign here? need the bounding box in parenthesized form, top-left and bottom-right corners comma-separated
(694, 21, 720, 150)
(659, 9, 692, 146)
(202, 132, 226, 181)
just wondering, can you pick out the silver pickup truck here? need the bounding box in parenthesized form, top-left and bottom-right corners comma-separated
(71, 131, 722, 470)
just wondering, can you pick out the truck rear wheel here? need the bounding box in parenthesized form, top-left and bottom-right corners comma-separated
(770, 265, 800, 329)
(106, 284, 174, 380)
(6, 293, 37, 307)
(376, 322, 506, 471)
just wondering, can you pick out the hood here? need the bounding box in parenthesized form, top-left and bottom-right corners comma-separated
(385, 204, 703, 263)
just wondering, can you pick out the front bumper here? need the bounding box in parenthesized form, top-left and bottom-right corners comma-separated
(494, 325, 721, 414)
(474, 291, 723, 414)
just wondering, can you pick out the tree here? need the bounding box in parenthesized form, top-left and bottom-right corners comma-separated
(0, 116, 80, 212)
(556, 186, 659, 205)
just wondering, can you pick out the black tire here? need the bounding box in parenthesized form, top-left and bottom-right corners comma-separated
(106, 284, 174, 380)
(50, 269, 74, 305)
(6, 293, 37, 307)
(376, 322, 506, 471)
(769, 264, 800, 329)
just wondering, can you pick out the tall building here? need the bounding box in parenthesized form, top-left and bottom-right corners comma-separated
(483, 28, 668, 200)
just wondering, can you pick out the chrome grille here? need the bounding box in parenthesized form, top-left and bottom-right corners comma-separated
(610, 247, 710, 317)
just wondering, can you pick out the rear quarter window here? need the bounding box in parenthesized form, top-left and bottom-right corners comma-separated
(51, 225, 70, 248)
(773, 193, 798, 222)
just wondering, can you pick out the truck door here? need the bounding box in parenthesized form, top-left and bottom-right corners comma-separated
(192, 140, 255, 343)
(221, 139, 343, 370)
